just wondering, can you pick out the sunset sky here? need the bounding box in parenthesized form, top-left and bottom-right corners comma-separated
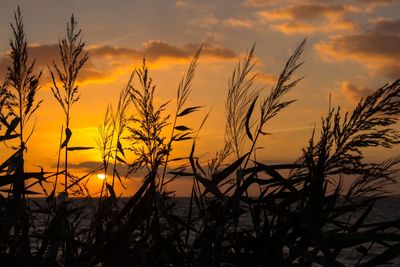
(0, 0, 399, 196)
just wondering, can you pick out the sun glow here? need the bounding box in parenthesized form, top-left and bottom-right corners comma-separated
(97, 173, 106, 180)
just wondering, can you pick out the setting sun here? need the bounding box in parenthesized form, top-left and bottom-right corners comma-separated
(97, 174, 106, 180)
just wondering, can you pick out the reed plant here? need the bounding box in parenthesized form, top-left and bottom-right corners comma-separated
(49, 15, 89, 195)
(0, 8, 400, 267)
(0, 7, 43, 265)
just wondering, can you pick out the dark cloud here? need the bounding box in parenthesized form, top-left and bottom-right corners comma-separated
(359, 0, 394, 3)
(0, 44, 110, 84)
(67, 161, 132, 175)
(0, 44, 57, 83)
(143, 41, 190, 59)
(340, 81, 372, 104)
(259, 3, 357, 34)
(243, 0, 281, 7)
(328, 34, 400, 58)
(315, 18, 400, 79)
(281, 4, 345, 20)
(185, 43, 236, 59)
(142, 41, 236, 60)
(259, 4, 346, 21)
(88, 46, 139, 58)
(67, 161, 180, 179)
(370, 18, 400, 35)
(0, 41, 237, 84)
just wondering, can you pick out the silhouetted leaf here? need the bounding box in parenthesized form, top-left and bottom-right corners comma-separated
(114, 169, 126, 189)
(324, 233, 400, 249)
(177, 106, 202, 117)
(0, 171, 48, 187)
(169, 157, 187, 162)
(211, 152, 249, 186)
(0, 116, 9, 128)
(175, 125, 191, 131)
(60, 127, 72, 148)
(173, 132, 192, 141)
(5, 117, 20, 136)
(0, 150, 20, 172)
(168, 171, 194, 177)
(67, 146, 94, 151)
(117, 140, 125, 157)
(116, 155, 127, 164)
(281, 237, 345, 267)
(359, 243, 400, 267)
(356, 246, 368, 255)
(245, 96, 258, 141)
(253, 161, 298, 191)
(0, 133, 19, 142)
(106, 183, 117, 202)
(67, 165, 103, 190)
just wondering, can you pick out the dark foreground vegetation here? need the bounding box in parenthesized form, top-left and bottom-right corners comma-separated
(1, 7, 400, 267)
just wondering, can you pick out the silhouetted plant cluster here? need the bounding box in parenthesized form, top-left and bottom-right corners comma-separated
(1, 7, 400, 267)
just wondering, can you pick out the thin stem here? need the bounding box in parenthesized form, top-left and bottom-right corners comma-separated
(65, 109, 69, 195)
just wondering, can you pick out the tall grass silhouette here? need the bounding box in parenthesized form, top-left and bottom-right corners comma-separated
(49, 15, 89, 196)
(0, 7, 400, 267)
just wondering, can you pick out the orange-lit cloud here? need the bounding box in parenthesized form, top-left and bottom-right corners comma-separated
(271, 19, 357, 34)
(370, 18, 400, 34)
(257, 71, 277, 85)
(223, 18, 253, 28)
(0, 41, 237, 85)
(350, 0, 397, 13)
(143, 41, 236, 60)
(175, 0, 190, 8)
(0, 44, 112, 85)
(358, 0, 394, 4)
(189, 14, 219, 28)
(315, 18, 400, 79)
(260, 4, 346, 21)
(245, 0, 396, 8)
(258, 3, 358, 35)
(243, 0, 281, 7)
(340, 81, 371, 104)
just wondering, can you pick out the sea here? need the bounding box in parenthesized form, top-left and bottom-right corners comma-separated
(25, 197, 400, 266)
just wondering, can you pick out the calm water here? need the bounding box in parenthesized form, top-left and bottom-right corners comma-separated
(27, 197, 400, 266)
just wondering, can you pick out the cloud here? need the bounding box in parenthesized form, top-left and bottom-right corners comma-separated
(143, 41, 188, 59)
(189, 14, 219, 28)
(223, 18, 253, 28)
(370, 18, 400, 34)
(66, 161, 133, 176)
(87, 46, 139, 58)
(0, 44, 112, 85)
(141, 41, 236, 60)
(66, 160, 178, 179)
(358, 0, 394, 4)
(174, 1, 222, 30)
(0, 41, 237, 85)
(260, 4, 346, 21)
(340, 81, 371, 104)
(258, 3, 358, 35)
(243, 0, 281, 7)
(271, 19, 357, 34)
(175, 0, 190, 8)
(355, 0, 397, 12)
(257, 72, 277, 85)
(315, 18, 400, 79)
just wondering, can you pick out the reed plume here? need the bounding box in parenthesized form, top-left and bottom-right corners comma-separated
(49, 15, 88, 195)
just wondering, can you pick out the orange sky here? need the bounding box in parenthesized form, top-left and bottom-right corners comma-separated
(0, 0, 400, 196)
